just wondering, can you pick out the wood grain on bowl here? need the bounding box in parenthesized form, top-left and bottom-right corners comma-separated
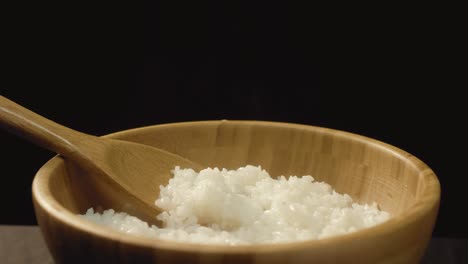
(32, 120, 440, 264)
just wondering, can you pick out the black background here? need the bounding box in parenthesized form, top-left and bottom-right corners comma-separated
(1, 3, 465, 237)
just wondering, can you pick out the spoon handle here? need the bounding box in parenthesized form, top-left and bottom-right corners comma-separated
(0, 95, 96, 159)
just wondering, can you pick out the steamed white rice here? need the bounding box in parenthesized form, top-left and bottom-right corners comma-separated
(80, 165, 390, 245)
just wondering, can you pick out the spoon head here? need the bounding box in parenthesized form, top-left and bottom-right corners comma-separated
(68, 138, 203, 225)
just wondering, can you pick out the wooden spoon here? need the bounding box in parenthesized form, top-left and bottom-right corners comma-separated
(0, 95, 202, 223)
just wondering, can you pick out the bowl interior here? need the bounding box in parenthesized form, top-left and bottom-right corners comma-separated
(47, 121, 434, 217)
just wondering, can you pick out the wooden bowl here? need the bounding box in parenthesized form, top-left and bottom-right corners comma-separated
(32, 121, 440, 264)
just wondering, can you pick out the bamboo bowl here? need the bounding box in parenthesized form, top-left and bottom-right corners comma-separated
(32, 120, 440, 264)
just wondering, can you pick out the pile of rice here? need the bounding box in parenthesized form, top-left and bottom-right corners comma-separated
(81, 165, 390, 245)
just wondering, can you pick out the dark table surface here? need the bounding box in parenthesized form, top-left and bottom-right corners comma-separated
(0, 225, 466, 264)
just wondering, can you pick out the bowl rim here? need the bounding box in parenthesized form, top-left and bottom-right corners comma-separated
(32, 120, 441, 254)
